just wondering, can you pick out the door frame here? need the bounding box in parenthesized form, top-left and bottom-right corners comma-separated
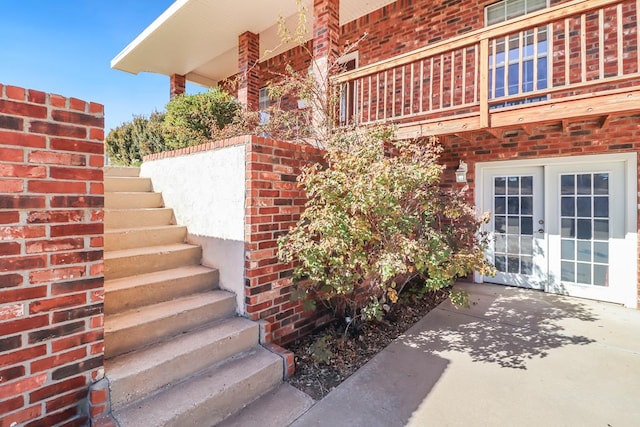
(474, 152, 638, 308)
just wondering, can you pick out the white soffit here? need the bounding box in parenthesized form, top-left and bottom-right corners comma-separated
(111, 0, 396, 86)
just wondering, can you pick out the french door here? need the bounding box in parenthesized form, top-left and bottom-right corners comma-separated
(484, 167, 546, 289)
(545, 162, 625, 303)
(481, 157, 635, 306)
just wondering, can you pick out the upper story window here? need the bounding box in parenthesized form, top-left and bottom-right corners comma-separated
(486, 0, 550, 104)
(486, 0, 547, 25)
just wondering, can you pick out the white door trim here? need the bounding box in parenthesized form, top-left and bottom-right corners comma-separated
(474, 152, 638, 308)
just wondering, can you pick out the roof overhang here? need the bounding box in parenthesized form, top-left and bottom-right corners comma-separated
(111, 0, 396, 86)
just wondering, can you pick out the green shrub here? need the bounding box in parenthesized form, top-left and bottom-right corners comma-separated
(278, 126, 494, 323)
(105, 112, 166, 166)
(163, 88, 240, 149)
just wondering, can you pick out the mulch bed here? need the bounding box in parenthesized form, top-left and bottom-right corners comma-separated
(285, 283, 449, 400)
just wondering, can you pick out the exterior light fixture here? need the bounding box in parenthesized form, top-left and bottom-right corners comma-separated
(455, 160, 468, 183)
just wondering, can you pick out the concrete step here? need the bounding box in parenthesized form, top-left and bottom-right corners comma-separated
(107, 317, 259, 408)
(105, 225, 187, 252)
(105, 265, 218, 315)
(113, 347, 283, 427)
(104, 243, 201, 280)
(104, 208, 174, 231)
(104, 166, 140, 177)
(218, 383, 315, 427)
(104, 290, 236, 358)
(105, 191, 163, 209)
(105, 176, 152, 192)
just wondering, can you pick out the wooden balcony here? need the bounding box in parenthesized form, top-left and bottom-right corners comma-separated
(332, 0, 640, 139)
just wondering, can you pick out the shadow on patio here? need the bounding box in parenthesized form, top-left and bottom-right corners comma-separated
(399, 282, 598, 370)
(291, 282, 640, 426)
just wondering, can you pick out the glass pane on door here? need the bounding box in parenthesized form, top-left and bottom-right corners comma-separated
(559, 173, 609, 287)
(493, 175, 535, 275)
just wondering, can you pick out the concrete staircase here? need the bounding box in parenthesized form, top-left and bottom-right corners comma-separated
(103, 166, 282, 426)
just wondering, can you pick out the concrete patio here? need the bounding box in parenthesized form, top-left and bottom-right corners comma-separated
(286, 282, 640, 426)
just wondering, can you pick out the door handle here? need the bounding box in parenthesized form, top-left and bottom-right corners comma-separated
(537, 228, 545, 234)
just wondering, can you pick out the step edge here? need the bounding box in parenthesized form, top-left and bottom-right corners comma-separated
(104, 290, 235, 333)
(112, 347, 282, 426)
(107, 319, 260, 408)
(107, 320, 258, 383)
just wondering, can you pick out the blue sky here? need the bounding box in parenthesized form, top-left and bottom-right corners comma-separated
(0, 1, 202, 133)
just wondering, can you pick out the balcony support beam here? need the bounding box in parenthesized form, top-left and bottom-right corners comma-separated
(491, 89, 640, 129)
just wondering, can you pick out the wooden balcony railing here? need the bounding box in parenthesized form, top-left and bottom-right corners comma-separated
(332, 0, 640, 136)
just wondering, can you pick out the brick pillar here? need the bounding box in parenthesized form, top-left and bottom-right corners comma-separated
(0, 83, 105, 426)
(170, 74, 186, 99)
(313, 0, 340, 65)
(238, 31, 260, 110)
(312, 0, 340, 138)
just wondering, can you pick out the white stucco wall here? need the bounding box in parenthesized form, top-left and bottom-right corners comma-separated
(140, 145, 246, 313)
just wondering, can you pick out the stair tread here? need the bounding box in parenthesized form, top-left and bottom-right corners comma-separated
(104, 177, 152, 192)
(113, 347, 282, 427)
(105, 176, 148, 180)
(105, 265, 216, 292)
(217, 383, 314, 427)
(106, 317, 257, 379)
(105, 290, 234, 334)
(105, 207, 172, 213)
(104, 243, 199, 260)
(104, 207, 174, 229)
(105, 224, 187, 234)
(104, 167, 140, 177)
(104, 191, 161, 195)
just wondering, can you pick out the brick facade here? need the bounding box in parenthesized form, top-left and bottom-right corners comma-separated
(339, 0, 569, 66)
(0, 84, 105, 426)
(262, 42, 314, 111)
(241, 0, 640, 121)
(152, 0, 639, 345)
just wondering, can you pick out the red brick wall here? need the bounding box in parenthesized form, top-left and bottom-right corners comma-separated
(0, 84, 105, 426)
(339, 0, 639, 122)
(439, 114, 640, 306)
(244, 136, 328, 344)
(340, 0, 571, 67)
(261, 42, 314, 111)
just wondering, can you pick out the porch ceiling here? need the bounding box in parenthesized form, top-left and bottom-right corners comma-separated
(111, 0, 395, 87)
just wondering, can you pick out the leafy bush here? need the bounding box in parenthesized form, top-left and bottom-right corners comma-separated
(163, 88, 240, 149)
(278, 126, 494, 323)
(105, 112, 166, 166)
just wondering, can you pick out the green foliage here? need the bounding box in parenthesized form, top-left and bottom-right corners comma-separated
(163, 88, 240, 149)
(278, 126, 495, 323)
(105, 112, 166, 166)
(449, 288, 471, 308)
(308, 335, 333, 365)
